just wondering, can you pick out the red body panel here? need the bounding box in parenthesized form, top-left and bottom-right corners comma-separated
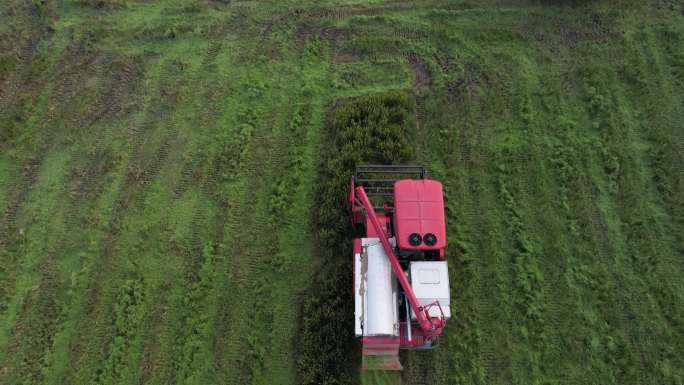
(394, 179, 446, 251)
(366, 214, 390, 238)
(353, 238, 362, 254)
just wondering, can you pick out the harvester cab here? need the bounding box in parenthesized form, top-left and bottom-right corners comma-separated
(350, 165, 451, 370)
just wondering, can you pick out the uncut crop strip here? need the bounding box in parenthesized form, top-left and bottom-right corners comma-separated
(296, 91, 420, 383)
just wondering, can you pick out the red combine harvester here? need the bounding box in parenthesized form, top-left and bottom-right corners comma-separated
(350, 165, 450, 370)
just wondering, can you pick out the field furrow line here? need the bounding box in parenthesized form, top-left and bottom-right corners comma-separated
(0, 42, 90, 244)
(202, 40, 222, 68)
(415, 96, 426, 129)
(136, 281, 171, 385)
(0, 54, 123, 375)
(585, 176, 651, 382)
(0, 16, 42, 117)
(0, 45, 147, 378)
(214, 127, 281, 383)
(0, 256, 60, 384)
(56, 57, 185, 383)
(0, 46, 96, 314)
(472, 192, 506, 382)
(63, 58, 136, 228)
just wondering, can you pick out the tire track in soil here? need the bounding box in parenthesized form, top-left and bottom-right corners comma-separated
(159, 137, 224, 385)
(0, 38, 39, 120)
(513, 144, 580, 384)
(125, 62, 181, 208)
(204, 94, 292, 381)
(215, 146, 266, 384)
(100, 64, 181, 382)
(407, 52, 431, 131)
(139, 34, 255, 379)
(170, 59, 230, 200)
(43, 56, 143, 384)
(498, 150, 560, 383)
(404, 53, 438, 385)
(0, 52, 141, 385)
(582, 178, 649, 382)
(328, 28, 348, 65)
(213, 127, 286, 384)
(444, 57, 497, 383)
(135, 31, 234, 381)
(142, 82, 233, 385)
(59, 60, 181, 384)
(0, 1, 45, 122)
(0, 254, 61, 384)
(600, 201, 668, 382)
(259, 12, 295, 60)
(320, 25, 357, 65)
(302, 1, 435, 22)
(257, 127, 295, 379)
(473, 187, 506, 384)
(541, 273, 579, 384)
(135, 279, 172, 385)
(462, 137, 501, 382)
(0, 43, 100, 315)
(0, 37, 102, 221)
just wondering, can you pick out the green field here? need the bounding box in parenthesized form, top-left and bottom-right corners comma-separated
(1, 1, 683, 384)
